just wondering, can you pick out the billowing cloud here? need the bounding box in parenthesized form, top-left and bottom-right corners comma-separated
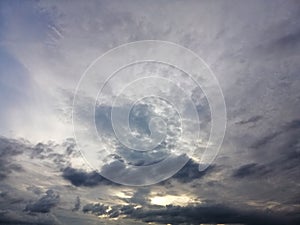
(0, 137, 25, 180)
(25, 190, 60, 213)
(62, 167, 117, 187)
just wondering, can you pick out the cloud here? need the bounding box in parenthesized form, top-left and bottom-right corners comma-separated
(25, 189, 60, 213)
(232, 163, 271, 179)
(248, 119, 300, 177)
(163, 159, 215, 184)
(81, 202, 299, 225)
(0, 1, 300, 224)
(0, 137, 25, 180)
(250, 132, 281, 149)
(129, 188, 150, 205)
(72, 196, 81, 211)
(270, 28, 300, 54)
(236, 115, 263, 125)
(61, 166, 116, 187)
(0, 210, 61, 225)
(82, 203, 108, 216)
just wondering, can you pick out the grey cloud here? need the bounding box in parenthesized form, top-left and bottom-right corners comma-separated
(129, 188, 150, 205)
(25, 190, 60, 213)
(284, 119, 300, 130)
(95, 102, 179, 166)
(82, 202, 299, 225)
(61, 167, 117, 187)
(0, 190, 25, 210)
(0, 210, 61, 225)
(62, 156, 209, 187)
(82, 202, 134, 218)
(232, 163, 271, 179)
(82, 203, 108, 216)
(250, 119, 300, 149)
(30, 138, 79, 169)
(134, 204, 299, 225)
(72, 196, 80, 212)
(0, 137, 25, 180)
(250, 131, 281, 149)
(1, 0, 300, 224)
(236, 115, 263, 125)
(271, 28, 300, 53)
(163, 159, 215, 184)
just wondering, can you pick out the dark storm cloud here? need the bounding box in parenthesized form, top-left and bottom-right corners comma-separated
(62, 156, 209, 187)
(0, 210, 59, 225)
(82, 203, 108, 215)
(163, 159, 215, 184)
(25, 190, 60, 213)
(0, 137, 25, 180)
(61, 166, 116, 187)
(81, 202, 299, 225)
(284, 119, 300, 130)
(99, 153, 194, 185)
(232, 163, 271, 179)
(134, 204, 300, 225)
(238, 119, 300, 185)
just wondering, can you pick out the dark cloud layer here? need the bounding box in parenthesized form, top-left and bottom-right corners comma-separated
(25, 190, 60, 213)
(251, 119, 300, 149)
(82, 202, 300, 225)
(162, 159, 215, 184)
(62, 166, 116, 187)
(232, 163, 271, 179)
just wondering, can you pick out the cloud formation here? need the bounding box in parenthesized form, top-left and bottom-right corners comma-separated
(25, 190, 60, 213)
(0, 0, 300, 224)
(62, 167, 117, 187)
(81, 202, 299, 225)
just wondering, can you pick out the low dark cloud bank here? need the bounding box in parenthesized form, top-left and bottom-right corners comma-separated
(62, 166, 117, 187)
(232, 163, 271, 179)
(25, 190, 60, 213)
(82, 202, 300, 225)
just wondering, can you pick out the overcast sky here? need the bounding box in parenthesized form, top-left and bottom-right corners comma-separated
(0, 0, 300, 224)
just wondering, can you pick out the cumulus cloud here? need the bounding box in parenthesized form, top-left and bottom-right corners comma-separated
(162, 159, 215, 184)
(25, 190, 60, 213)
(62, 167, 117, 187)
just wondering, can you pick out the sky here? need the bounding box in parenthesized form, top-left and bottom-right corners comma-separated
(0, 0, 300, 224)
